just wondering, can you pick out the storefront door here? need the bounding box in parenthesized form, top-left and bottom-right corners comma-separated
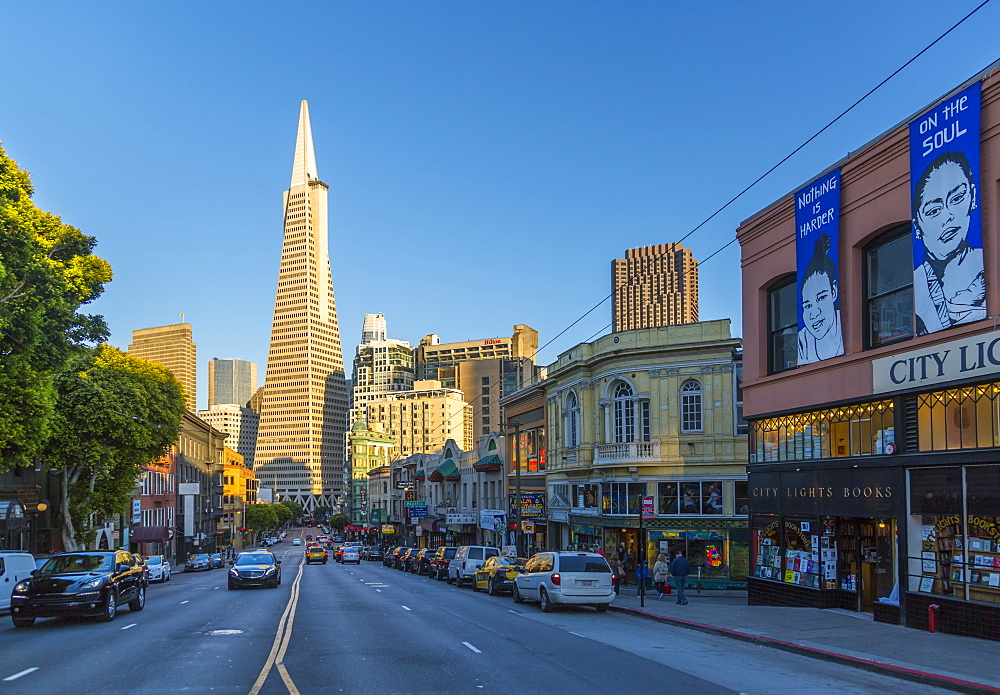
(838, 518, 896, 612)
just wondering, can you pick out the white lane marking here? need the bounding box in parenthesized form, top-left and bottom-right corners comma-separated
(180, 600, 190, 604)
(568, 631, 585, 638)
(121, 623, 138, 630)
(213, 586, 219, 590)
(3, 668, 39, 682)
(507, 609, 521, 615)
(401, 605, 411, 611)
(376, 589, 382, 593)
(462, 642, 482, 654)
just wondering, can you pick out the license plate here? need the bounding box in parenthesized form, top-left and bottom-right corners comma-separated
(577, 580, 595, 586)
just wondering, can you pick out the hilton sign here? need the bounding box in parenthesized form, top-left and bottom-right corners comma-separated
(872, 330, 1000, 394)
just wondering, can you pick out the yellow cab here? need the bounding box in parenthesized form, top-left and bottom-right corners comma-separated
(473, 555, 527, 595)
(306, 545, 328, 565)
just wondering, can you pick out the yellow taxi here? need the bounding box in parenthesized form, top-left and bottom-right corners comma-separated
(306, 545, 328, 565)
(473, 555, 527, 595)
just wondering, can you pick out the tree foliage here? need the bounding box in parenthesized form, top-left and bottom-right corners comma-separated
(41, 345, 185, 550)
(280, 500, 304, 519)
(272, 502, 292, 524)
(245, 504, 278, 531)
(328, 513, 348, 530)
(0, 145, 112, 470)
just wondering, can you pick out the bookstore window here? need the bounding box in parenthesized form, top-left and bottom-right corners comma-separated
(767, 276, 797, 374)
(916, 382, 1000, 452)
(751, 400, 894, 463)
(908, 465, 1000, 604)
(864, 227, 913, 349)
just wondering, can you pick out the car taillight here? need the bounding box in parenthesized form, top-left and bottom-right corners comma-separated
(551, 573, 561, 586)
(461, 561, 466, 569)
(611, 573, 617, 586)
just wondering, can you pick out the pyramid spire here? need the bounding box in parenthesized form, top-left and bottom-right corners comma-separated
(290, 100, 318, 187)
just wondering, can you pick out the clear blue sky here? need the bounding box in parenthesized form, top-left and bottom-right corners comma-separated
(4, 2, 998, 409)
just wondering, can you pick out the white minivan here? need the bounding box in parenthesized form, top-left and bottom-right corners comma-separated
(513, 551, 616, 612)
(0, 552, 36, 610)
(447, 546, 499, 587)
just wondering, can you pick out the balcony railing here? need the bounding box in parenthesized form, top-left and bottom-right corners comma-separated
(593, 442, 659, 464)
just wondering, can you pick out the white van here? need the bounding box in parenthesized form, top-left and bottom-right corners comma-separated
(447, 546, 500, 587)
(0, 552, 36, 610)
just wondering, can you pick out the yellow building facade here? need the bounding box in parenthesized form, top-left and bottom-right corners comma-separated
(544, 320, 749, 587)
(221, 447, 258, 549)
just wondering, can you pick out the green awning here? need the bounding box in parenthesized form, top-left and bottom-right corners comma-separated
(429, 459, 460, 482)
(473, 455, 502, 472)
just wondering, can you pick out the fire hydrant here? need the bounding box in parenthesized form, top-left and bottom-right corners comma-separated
(928, 603, 940, 633)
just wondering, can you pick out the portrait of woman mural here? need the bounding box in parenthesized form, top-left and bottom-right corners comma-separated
(912, 150, 985, 334)
(797, 232, 844, 364)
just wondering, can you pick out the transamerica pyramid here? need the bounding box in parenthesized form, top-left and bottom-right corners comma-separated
(253, 101, 349, 514)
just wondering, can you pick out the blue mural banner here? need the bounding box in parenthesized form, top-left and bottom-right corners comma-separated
(910, 81, 983, 335)
(795, 168, 843, 365)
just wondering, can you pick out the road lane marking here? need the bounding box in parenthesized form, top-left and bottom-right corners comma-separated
(249, 557, 305, 695)
(3, 668, 39, 682)
(180, 600, 190, 604)
(121, 623, 138, 630)
(401, 606, 411, 611)
(568, 631, 585, 638)
(376, 589, 382, 592)
(507, 610, 520, 615)
(462, 642, 482, 654)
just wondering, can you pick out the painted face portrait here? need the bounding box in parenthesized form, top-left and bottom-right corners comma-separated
(915, 160, 975, 261)
(800, 273, 838, 342)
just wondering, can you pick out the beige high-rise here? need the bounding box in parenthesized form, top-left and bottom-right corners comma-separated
(128, 323, 197, 411)
(612, 243, 698, 332)
(365, 380, 472, 457)
(253, 101, 349, 514)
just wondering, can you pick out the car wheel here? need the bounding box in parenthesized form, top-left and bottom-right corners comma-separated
(540, 587, 555, 613)
(98, 590, 118, 622)
(512, 583, 524, 603)
(12, 616, 35, 628)
(488, 577, 501, 596)
(455, 575, 464, 588)
(595, 603, 609, 612)
(128, 586, 146, 612)
(472, 577, 481, 592)
(166, 572, 171, 582)
(446, 574, 454, 584)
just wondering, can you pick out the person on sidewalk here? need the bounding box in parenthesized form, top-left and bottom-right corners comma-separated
(670, 550, 690, 605)
(610, 552, 624, 595)
(653, 553, 670, 599)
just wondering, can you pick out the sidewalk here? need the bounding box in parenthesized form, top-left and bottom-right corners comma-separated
(609, 586, 1000, 694)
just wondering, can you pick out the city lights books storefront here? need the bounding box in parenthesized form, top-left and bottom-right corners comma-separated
(749, 331, 1000, 640)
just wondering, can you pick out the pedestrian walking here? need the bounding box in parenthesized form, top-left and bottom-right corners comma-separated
(670, 550, 690, 605)
(653, 553, 671, 599)
(610, 552, 624, 595)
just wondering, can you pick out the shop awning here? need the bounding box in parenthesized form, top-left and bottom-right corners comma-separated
(130, 525, 169, 542)
(648, 530, 726, 541)
(429, 459, 460, 482)
(473, 455, 502, 472)
(419, 517, 447, 533)
(413, 469, 425, 480)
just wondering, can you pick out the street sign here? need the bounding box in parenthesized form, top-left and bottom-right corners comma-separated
(522, 520, 535, 534)
(407, 506, 428, 517)
(641, 495, 655, 520)
(381, 525, 395, 534)
(395, 481, 411, 490)
(404, 501, 426, 507)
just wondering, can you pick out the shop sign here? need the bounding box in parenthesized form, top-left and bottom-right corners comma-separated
(522, 520, 535, 534)
(749, 468, 902, 517)
(131, 499, 141, 524)
(872, 330, 1000, 394)
(480, 510, 506, 531)
(508, 493, 546, 518)
(447, 513, 477, 524)
(381, 525, 395, 534)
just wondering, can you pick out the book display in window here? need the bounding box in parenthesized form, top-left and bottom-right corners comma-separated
(755, 543, 782, 580)
(782, 523, 820, 589)
(966, 520, 1000, 598)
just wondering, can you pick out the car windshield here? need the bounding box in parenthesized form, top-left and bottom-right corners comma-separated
(559, 556, 612, 573)
(236, 554, 275, 565)
(146, 557, 162, 566)
(39, 554, 112, 574)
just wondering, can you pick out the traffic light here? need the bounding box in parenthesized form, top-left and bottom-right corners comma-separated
(508, 522, 518, 531)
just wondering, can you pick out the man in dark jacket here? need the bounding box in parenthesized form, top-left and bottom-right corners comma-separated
(670, 551, 691, 605)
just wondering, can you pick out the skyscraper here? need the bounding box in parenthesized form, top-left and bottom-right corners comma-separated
(208, 358, 258, 407)
(611, 243, 699, 332)
(352, 313, 414, 417)
(360, 313, 387, 344)
(253, 101, 349, 513)
(128, 323, 197, 411)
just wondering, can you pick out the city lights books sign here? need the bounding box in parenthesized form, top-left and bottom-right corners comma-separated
(795, 167, 843, 365)
(909, 81, 984, 336)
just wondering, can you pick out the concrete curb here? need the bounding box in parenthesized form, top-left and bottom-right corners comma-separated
(610, 605, 1000, 695)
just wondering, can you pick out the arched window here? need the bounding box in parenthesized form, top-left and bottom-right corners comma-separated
(565, 392, 580, 447)
(681, 380, 703, 432)
(612, 381, 636, 443)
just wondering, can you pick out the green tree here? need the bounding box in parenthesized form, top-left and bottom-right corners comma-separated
(245, 504, 278, 537)
(0, 146, 112, 470)
(328, 513, 348, 530)
(42, 345, 185, 550)
(281, 500, 304, 519)
(272, 502, 292, 524)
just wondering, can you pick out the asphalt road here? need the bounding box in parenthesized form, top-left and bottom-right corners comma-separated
(0, 532, 948, 694)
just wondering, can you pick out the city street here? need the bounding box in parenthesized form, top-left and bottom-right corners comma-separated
(0, 533, 950, 694)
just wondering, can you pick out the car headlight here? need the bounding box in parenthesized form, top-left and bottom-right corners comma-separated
(12, 582, 29, 593)
(79, 578, 104, 589)
(229, 568, 239, 576)
(264, 566, 277, 575)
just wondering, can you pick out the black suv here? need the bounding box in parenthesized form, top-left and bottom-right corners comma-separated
(10, 551, 147, 627)
(430, 546, 458, 580)
(414, 548, 435, 575)
(228, 551, 282, 589)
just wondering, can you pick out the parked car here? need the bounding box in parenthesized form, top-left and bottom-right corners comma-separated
(306, 546, 329, 565)
(0, 552, 37, 611)
(430, 547, 458, 580)
(448, 546, 500, 587)
(292, 539, 302, 546)
(210, 553, 225, 569)
(388, 547, 409, 569)
(367, 546, 384, 561)
(185, 554, 212, 572)
(10, 551, 147, 627)
(473, 556, 527, 595)
(513, 551, 616, 612)
(383, 547, 401, 567)
(144, 555, 171, 583)
(413, 548, 435, 575)
(228, 551, 282, 590)
(341, 547, 361, 564)
(399, 548, 420, 572)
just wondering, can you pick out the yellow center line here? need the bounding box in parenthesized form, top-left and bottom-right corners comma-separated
(248, 555, 305, 695)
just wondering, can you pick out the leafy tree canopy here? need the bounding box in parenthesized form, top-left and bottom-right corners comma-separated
(280, 500, 304, 519)
(245, 504, 278, 530)
(328, 513, 348, 530)
(272, 502, 292, 523)
(0, 145, 111, 470)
